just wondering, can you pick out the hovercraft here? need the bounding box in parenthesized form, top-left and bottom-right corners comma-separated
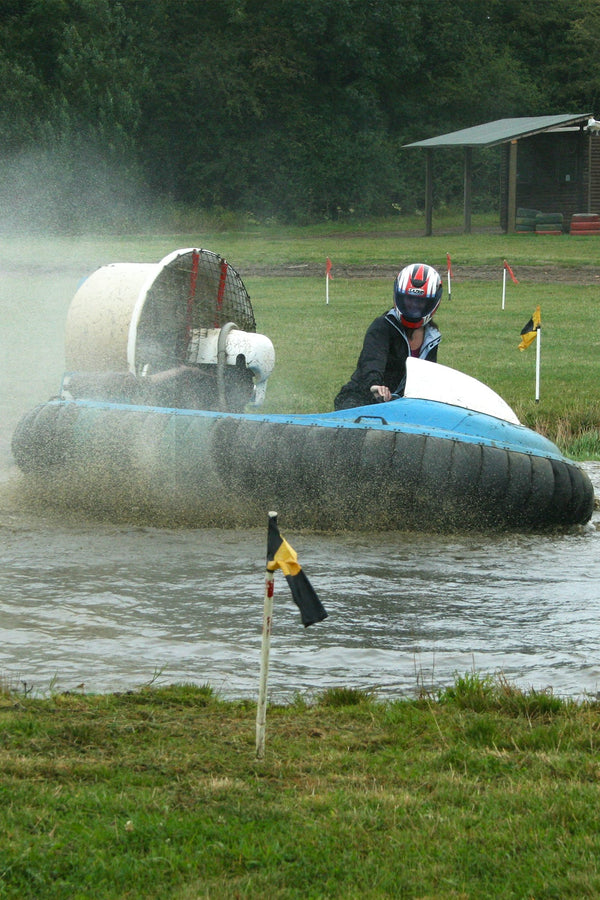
(11, 249, 594, 532)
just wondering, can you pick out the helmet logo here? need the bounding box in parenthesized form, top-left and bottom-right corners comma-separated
(408, 287, 425, 295)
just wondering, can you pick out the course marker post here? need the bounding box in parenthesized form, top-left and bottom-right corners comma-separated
(502, 259, 518, 309)
(535, 323, 541, 403)
(325, 257, 332, 304)
(256, 532, 276, 759)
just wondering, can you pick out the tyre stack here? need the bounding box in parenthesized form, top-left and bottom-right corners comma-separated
(569, 213, 600, 235)
(515, 207, 539, 233)
(534, 212, 564, 234)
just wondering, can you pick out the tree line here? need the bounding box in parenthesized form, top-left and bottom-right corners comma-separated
(1, 0, 599, 229)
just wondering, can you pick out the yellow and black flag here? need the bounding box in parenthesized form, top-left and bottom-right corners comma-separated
(518, 305, 541, 351)
(266, 514, 328, 627)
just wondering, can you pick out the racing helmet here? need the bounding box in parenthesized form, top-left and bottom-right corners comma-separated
(393, 263, 442, 328)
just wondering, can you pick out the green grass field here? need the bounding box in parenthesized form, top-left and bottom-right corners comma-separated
(3, 678, 600, 899)
(248, 274, 600, 433)
(5, 210, 600, 269)
(2, 213, 599, 456)
(223, 221, 600, 455)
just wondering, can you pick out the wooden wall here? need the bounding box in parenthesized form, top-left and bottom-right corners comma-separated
(588, 133, 600, 214)
(500, 129, 600, 230)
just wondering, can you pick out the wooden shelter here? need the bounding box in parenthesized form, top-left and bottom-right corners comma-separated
(403, 114, 600, 235)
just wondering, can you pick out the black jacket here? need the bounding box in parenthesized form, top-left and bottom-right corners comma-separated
(334, 310, 441, 410)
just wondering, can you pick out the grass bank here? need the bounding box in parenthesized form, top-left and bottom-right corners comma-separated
(2, 676, 600, 898)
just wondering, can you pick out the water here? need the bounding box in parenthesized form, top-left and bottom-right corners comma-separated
(1, 240, 599, 701)
(2, 463, 599, 701)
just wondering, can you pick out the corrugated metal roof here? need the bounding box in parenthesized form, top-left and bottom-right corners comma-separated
(403, 114, 591, 149)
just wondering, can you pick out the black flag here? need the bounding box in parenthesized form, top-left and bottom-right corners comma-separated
(266, 514, 328, 627)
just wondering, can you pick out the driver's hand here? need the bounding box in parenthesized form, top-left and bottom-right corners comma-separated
(370, 384, 391, 402)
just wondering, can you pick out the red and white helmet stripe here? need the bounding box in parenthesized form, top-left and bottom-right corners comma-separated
(394, 263, 442, 328)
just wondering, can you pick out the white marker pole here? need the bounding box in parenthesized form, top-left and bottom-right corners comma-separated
(501, 267, 507, 310)
(325, 258, 332, 304)
(256, 513, 277, 759)
(535, 326, 541, 403)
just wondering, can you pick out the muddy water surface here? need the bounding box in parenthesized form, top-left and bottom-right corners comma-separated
(1, 467, 599, 700)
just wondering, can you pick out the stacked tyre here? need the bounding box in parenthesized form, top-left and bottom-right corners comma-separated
(515, 207, 539, 233)
(570, 213, 600, 235)
(535, 212, 563, 234)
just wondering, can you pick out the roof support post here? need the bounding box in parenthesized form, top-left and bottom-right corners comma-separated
(507, 140, 517, 233)
(425, 149, 433, 235)
(588, 132, 593, 213)
(463, 147, 472, 233)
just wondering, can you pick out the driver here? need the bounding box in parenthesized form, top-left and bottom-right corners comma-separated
(333, 263, 442, 410)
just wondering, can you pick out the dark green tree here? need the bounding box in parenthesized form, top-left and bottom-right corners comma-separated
(1, 0, 598, 226)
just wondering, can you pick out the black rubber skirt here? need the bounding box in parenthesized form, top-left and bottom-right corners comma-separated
(11, 402, 595, 532)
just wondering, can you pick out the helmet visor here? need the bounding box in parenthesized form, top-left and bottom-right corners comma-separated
(398, 292, 439, 323)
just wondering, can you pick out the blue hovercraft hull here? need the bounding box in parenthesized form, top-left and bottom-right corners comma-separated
(11, 396, 594, 532)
